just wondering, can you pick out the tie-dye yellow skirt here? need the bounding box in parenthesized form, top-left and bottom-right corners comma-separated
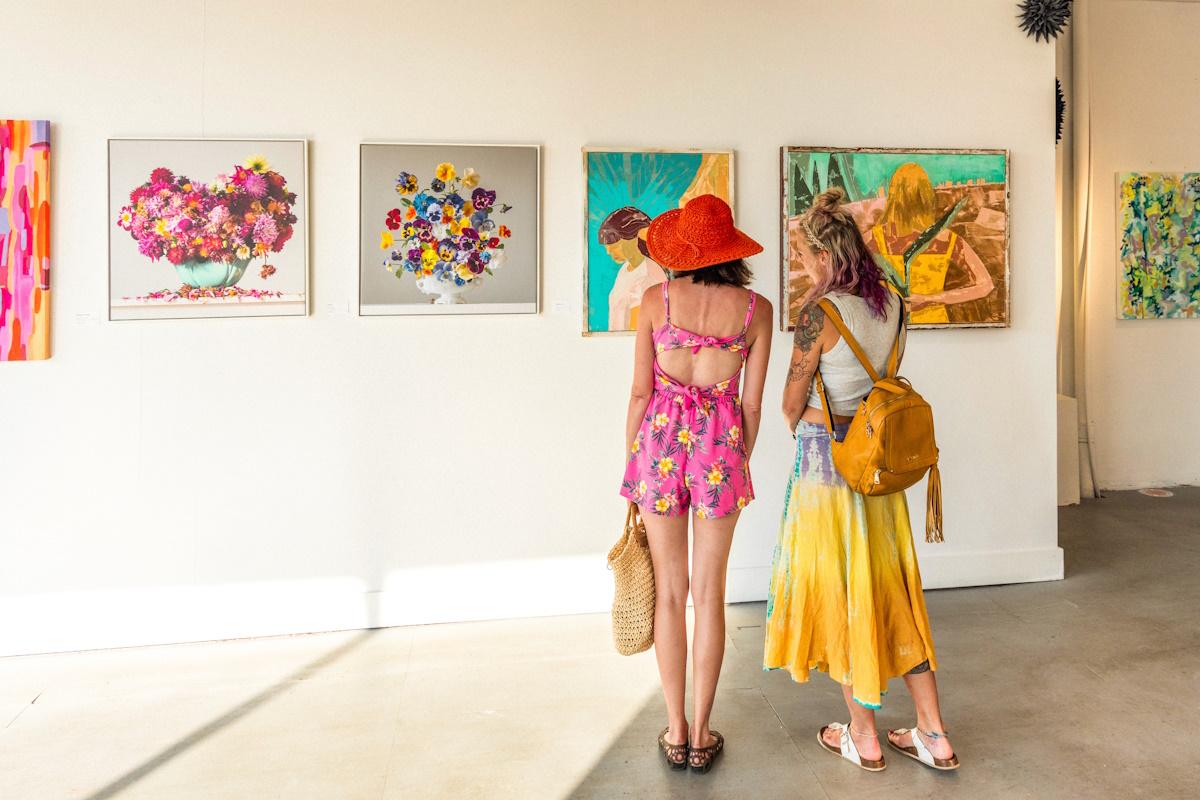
(762, 421, 937, 709)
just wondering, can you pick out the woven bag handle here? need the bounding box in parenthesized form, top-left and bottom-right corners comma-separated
(626, 502, 646, 539)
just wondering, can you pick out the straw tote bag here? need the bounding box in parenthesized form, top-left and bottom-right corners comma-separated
(607, 503, 655, 655)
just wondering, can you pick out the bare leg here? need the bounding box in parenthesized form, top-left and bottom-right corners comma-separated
(889, 668, 955, 759)
(640, 505, 690, 751)
(688, 509, 738, 749)
(820, 684, 882, 761)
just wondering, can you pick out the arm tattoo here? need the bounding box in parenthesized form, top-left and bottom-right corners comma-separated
(786, 352, 811, 383)
(793, 303, 825, 353)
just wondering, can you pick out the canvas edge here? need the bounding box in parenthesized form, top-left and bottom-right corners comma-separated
(778, 146, 789, 332)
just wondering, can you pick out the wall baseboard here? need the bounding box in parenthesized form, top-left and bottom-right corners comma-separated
(0, 547, 1064, 658)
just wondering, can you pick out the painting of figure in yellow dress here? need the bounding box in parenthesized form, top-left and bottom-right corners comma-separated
(781, 147, 1009, 330)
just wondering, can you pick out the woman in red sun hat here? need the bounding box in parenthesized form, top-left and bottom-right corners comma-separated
(619, 194, 773, 773)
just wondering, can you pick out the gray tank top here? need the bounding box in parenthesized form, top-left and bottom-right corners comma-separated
(806, 292, 904, 416)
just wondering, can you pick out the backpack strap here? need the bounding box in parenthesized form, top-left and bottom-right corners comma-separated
(813, 298, 871, 435)
(812, 296, 905, 434)
(884, 287, 906, 378)
(814, 369, 838, 435)
(817, 298, 880, 382)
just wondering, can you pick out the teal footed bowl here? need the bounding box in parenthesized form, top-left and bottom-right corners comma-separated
(173, 258, 251, 289)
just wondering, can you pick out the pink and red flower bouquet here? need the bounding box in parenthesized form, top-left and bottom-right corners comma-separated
(117, 157, 298, 269)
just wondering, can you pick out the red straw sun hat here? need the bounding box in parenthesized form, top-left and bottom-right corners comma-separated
(646, 194, 764, 272)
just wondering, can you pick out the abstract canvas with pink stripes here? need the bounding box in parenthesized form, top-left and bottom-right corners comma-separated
(0, 119, 50, 361)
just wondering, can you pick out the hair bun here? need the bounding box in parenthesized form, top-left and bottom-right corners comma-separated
(813, 187, 846, 212)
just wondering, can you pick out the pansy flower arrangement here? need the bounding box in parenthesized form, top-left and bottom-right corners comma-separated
(117, 157, 298, 274)
(380, 162, 512, 287)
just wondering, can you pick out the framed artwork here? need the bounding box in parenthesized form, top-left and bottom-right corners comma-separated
(108, 138, 308, 320)
(583, 148, 734, 335)
(359, 142, 540, 316)
(1118, 172, 1200, 319)
(1, 120, 50, 360)
(780, 147, 1010, 330)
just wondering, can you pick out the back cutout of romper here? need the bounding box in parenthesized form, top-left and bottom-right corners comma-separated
(620, 281, 757, 519)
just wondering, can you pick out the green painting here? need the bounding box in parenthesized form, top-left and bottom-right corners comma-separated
(1118, 173, 1200, 319)
(781, 147, 1010, 330)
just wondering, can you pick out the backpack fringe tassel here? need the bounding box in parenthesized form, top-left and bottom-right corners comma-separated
(925, 464, 943, 544)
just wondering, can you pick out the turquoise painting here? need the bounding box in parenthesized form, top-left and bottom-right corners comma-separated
(1118, 173, 1200, 319)
(584, 150, 732, 334)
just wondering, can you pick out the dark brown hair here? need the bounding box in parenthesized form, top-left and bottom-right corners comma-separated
(677, 259, 753, 288)
(598, 206, 651, 257)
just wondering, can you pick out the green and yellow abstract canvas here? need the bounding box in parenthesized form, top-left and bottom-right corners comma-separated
(1118, 173, 1200, 319)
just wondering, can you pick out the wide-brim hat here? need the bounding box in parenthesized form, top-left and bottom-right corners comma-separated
(646, 194, 763, 272)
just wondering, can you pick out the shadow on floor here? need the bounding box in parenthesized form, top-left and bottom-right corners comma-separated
(84, 630, 378, 800)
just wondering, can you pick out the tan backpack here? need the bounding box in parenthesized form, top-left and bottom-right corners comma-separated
(814, 298, 943, 542)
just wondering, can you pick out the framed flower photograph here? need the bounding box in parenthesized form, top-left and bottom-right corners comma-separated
(108, 138, 308, 321)
(359, 142, 540, 316)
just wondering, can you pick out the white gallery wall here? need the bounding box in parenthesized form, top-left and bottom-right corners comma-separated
(1078, 0, 1200, 490)
(0, 0, 1061, 656)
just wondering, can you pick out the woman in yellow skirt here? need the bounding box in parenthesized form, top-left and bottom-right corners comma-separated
(765, 188, 959, 772)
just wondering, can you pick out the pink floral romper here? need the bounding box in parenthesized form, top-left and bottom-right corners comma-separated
(620, 283, 757, 519)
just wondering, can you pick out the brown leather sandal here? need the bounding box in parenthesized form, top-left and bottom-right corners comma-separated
(688, 730, 724, 774)
(658, 727, 688, 770)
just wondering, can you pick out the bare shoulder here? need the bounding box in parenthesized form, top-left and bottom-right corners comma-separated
(745, 291, 773, 348)
(640, 281, 665, 310)
(750, 291, 773, 326)
(751, 289, 772, 314)
(638, 280, 666, 328)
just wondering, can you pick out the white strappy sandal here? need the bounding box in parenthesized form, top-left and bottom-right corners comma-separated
(887, 726, 960, 771)
(817, 722, 887, 772)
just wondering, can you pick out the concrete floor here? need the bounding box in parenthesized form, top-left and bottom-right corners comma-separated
(1, 488, 1198, 799)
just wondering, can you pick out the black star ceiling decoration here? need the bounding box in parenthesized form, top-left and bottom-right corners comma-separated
(1018, 0, 1072, 42)
(1056, 78, 1066, 144)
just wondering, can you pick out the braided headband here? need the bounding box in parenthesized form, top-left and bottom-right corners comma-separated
(799, 216, 827, 252)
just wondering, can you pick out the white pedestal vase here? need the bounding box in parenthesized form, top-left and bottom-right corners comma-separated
(415, 275, 477, 305)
